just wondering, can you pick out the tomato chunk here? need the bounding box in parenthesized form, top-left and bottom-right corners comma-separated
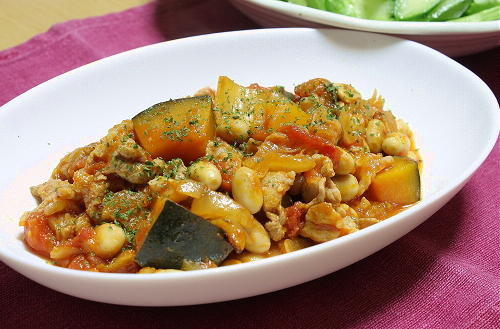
(279, 125, 340, 165)
(284, 202, 308, 238)
(22, 212, 56, 256)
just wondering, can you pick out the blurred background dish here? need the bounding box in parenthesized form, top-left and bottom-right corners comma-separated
(230, 0, 500, 56)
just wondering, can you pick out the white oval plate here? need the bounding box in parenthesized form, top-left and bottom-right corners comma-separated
(230, 0, 500, 56)
(0, 28, 498, 306)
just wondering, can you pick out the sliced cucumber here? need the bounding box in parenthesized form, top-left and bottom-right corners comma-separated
(427, 0, 473, 21)
(325, 0, 357, 16)
(466, 0, 500, 14)
(290, 0, 498, 21)
(450, 5, 500, 20)
(288, 0, 308, 6)
(360, 0, 395, 20)
(394, 0, 441, 20)
(307, 0, 327, 10)
(325, 0, 394, 20)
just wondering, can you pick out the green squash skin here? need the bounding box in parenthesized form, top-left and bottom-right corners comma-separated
(131, 95, 211, 124)
(135, 200, 233, 269)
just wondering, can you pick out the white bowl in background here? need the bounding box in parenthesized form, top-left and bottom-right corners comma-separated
(230, 0, 500, 57)
(0, 28, 498, 306)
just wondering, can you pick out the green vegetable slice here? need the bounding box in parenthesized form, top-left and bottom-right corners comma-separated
(135, 199, 233, 269)
(450, 5, 500, 20)
(307, 0, 327, 10)
(325, 0, 357, 16)
(288, 0, 308, 6)
(284, 0, 499, 21)
(466, 0, 500, 14)
(359, 0, 395, 20)
(394, 0, 441, 20)
(325, 0, 394, 20)
(427, 0, 473, 21)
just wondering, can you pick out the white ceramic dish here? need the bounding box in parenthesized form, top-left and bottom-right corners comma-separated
(0, 28, 498, 306)
(230, 0, 500, 57)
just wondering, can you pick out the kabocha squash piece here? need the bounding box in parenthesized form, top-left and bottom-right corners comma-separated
(214, 76, 268, 142)
(264, 99, 311, 134)
(214, 76, 311, 142)
(367, 156, 420, 205)
(135, 199, 233, 269)
(132, 96, 215, 163)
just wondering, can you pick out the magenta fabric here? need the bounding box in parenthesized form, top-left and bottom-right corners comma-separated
(1, 1, 499, 328)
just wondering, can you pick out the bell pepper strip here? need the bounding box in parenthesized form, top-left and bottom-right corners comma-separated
(284, 202, 308, 238)
(279, 125, 340, 165)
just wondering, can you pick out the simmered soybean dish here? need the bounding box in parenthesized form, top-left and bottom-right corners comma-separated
(20, 77, 421, 273)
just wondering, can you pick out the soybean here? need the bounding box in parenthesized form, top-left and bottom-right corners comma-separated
(189, 161, 222, 191)
(231, 167, 264, 214)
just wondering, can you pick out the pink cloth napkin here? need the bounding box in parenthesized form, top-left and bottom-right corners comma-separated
(1, 1, 499, 328)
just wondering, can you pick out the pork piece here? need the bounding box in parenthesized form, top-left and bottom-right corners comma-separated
(86, 120, 135, 163)
(262, 171, 296, 213)
(47, 212, 91, 241)
(30, 179, 82, 216)
(334, 202, 378, 229)
(265, 210, 288, 242)
(52, 144, 95, 182)
(354, 153, 394, 196)
(99, 127, 166, 184)
(162, 158, 187, 180)
(302, 155, 341, 206)
(77, 120, 161, 185)
(103, 157, 166, 185)
(300, 202, 358, 243)
(261, 171, 295, 241)
(115, 138, 150, 162)
(72, 169, 109, 222)
(101, 189, 152, 230)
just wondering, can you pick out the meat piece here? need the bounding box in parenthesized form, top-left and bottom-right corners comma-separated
(264, 210, 287, 241)
(86, 120, 136, 163)
(301, 154, 341, 206)
(52, 144, 95, 182)
(97, 125, 169, 184)
(115, 138, 149, 162)
(72, 169, 109, 222)
(300, 202, 358, 243)
(30, 179, 82, 216)
(335, 203, 359, 218)
(262, 171, 295, 213)
(162, 158, 187, 180)
(47, 212, 91, 241)
(354, 154, 394, 196)
(101, 189, 152, 230)
(103, 157, 165, 185)
(261, 171, 295, 241)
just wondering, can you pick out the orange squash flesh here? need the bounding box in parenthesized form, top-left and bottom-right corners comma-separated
(214, 76, 267, 142)
(132, 96, 215, 163)
(264, 100, 311, 133)
(367, 156, 420, 205)
(215, 76, 311, 142)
